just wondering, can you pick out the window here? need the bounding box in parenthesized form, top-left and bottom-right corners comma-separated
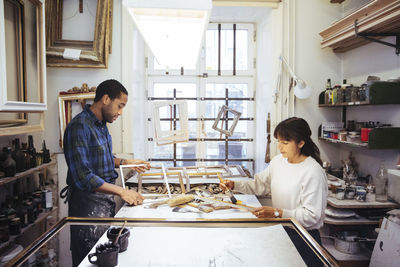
(146, 23, 255, 170)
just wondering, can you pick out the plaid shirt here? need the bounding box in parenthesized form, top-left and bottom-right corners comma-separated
(63, 104, 118, 192)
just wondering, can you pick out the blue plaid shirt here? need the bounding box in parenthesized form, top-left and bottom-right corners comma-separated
(63, 104, 118, 192)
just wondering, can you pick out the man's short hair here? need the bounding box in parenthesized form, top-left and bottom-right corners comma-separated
(94, 79, 128, 102)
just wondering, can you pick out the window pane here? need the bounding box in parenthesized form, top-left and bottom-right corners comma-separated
(205, 100, 225, 118)
(153, 58, 196, 70)
(205, 141, 225, 159)
(153, 143, 173, 158)
(188, 121, 197, 138)
(177, 143, 197, 159)
(236, 30, 248, 70)
(228, 142, 246, 159)
(151, 161, 174, 167)
(153, 83, 196, 98)
(205, 28, 249, 71)
(206, 83, 248, 98)
(230, 121, 250, 139)
(228, 100, 248, 117)
(205, 30, 218, 70)
(176, 161, 197, 167)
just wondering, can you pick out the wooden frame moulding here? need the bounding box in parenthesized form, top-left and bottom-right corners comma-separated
(58, 92, 95, 147)
(212, 105, 242, 137)
(45, 0, 112, 68)
(319, 0, 400, 52)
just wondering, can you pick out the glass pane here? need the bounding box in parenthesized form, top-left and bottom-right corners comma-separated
(206, 83, 248, 98)
(228, 100, 248, 117)
(188, 121, 197, 138)
(236, 29, 248, 70)
(153, 83, 196, 98)
(176, 161, 197, 167)
(205, 141, 225, 159)
(62, 0, 97, 41)
(204, 100, 225, 118)
(220, 29, 233, 70)
(176, 143, 197, 159)
(153, 143, 173, 158)
(150, 160, 174, 167)
(205, 29, 218, 70)
(230, 121, 251, 139)
(228, 141, 246, 159)
(205, 28, 249, 71)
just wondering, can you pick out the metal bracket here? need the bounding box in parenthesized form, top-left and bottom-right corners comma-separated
(355, 20, 400, 55)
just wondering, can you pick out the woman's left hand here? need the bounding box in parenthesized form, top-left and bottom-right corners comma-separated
(252, 206, 280, 218)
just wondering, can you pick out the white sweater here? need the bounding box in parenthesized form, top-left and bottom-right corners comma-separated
(235, 154, 328, 230)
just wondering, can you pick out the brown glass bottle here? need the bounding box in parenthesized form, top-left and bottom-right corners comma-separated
(2, 147, 16, 177)
(12, 138, 26, 172)
(28, 135, 37, 168)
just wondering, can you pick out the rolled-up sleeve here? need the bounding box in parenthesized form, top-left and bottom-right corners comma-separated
(64, 123, 104, 192)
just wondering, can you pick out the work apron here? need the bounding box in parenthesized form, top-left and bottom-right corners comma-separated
(61, 185, 116, 267)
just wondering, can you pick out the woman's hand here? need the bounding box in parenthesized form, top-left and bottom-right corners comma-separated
(125, 159, 151, 173)
(219, 179, 234, 191)
(252, 206, 281, 218)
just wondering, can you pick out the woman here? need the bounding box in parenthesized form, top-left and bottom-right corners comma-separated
(221, 117, 327, 265)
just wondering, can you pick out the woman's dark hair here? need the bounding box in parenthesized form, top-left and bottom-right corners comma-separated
(94, 79, 128, 102)
(273, 117, 322, 166)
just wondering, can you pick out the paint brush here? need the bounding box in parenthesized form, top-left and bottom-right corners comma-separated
(217, 173, 237, 204)
(113, 221, 127, 247)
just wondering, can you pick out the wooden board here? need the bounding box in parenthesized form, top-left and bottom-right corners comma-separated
(327, 196, 399, 209)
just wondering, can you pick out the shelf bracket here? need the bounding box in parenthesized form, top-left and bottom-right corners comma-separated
(354, 20, 400, 55)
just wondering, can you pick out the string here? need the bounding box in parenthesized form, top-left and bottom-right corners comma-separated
(63, 0, 96, 21)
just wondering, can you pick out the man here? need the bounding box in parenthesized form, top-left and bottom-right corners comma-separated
(62, 79, 150, 266)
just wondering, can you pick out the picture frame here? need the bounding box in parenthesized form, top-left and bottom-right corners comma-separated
(212, 105, 242, 137)
(45, 0, 112, 68)
(0, 0, 47, 112)
(58, 92, 95, 147)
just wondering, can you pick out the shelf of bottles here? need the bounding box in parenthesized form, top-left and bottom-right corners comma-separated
(0, 136, 52, 186)
(318, 79, 400, 149)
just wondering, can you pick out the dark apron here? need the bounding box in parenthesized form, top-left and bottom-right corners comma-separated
(61, 186, 116, 267)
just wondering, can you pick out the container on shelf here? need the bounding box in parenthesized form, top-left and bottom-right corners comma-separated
(374, 162, 388, 202)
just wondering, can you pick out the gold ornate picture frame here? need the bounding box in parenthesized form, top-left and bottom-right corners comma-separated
(45, 0, 112, 68)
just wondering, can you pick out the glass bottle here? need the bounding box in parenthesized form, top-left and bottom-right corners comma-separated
(374, 161, 388, 202)
(28, 135, 37, 168)
(12, 138, 25, 172)
(2, 147, 16, 177)
(42, 140, 51, 164)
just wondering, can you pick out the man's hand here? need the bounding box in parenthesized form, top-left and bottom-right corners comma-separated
(119, 188, 144, 206)
(124, 159, 151, 173)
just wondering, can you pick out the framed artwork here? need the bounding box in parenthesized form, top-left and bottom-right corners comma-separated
(45, 0, 112, 68)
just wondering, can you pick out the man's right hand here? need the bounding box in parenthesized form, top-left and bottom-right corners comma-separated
(119, 189, 144, 205)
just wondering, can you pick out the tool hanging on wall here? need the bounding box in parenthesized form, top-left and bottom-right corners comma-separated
(265, 112, 271, 163)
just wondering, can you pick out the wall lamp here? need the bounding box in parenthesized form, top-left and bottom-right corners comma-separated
(279, 55, 312, 99)
(123, 0, 212, 69)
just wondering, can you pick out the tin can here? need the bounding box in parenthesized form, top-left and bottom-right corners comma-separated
(42, 190, 53, 211)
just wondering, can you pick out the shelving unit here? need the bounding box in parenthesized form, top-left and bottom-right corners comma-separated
(0, 207, 58, 252)
(0, 157, 58, 265)
(0, 160, 56, 187)
(319, 0, 400, 53)
(324, 215, 379, 226)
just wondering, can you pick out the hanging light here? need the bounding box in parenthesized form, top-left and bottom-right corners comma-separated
(279, 55, 312, 99)
(123, 0, 212, 69)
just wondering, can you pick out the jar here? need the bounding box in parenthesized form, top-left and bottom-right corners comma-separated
(344, 87, 352, 103)
(9, 217, 21, 235)
(355, 188, 367, 202)
(351, 87, 360, 102)
(336, 187, 345, 200)
(24, 201, 35, 224)
(374, 162, 388, 202)
(345, 186, 356, 199)
(339, 131, 347, 141)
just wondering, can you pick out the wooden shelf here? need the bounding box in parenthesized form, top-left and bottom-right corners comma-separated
(319, 127, 400, 149)
(320, 0, 400, 53)
(324, 215, 380, 225)
(327, 196, 399, 209)
(0, 207, 58, 252)
(0, 160, 56, 187)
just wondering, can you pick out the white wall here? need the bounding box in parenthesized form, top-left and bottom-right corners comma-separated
(294, 0, 400, 176)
